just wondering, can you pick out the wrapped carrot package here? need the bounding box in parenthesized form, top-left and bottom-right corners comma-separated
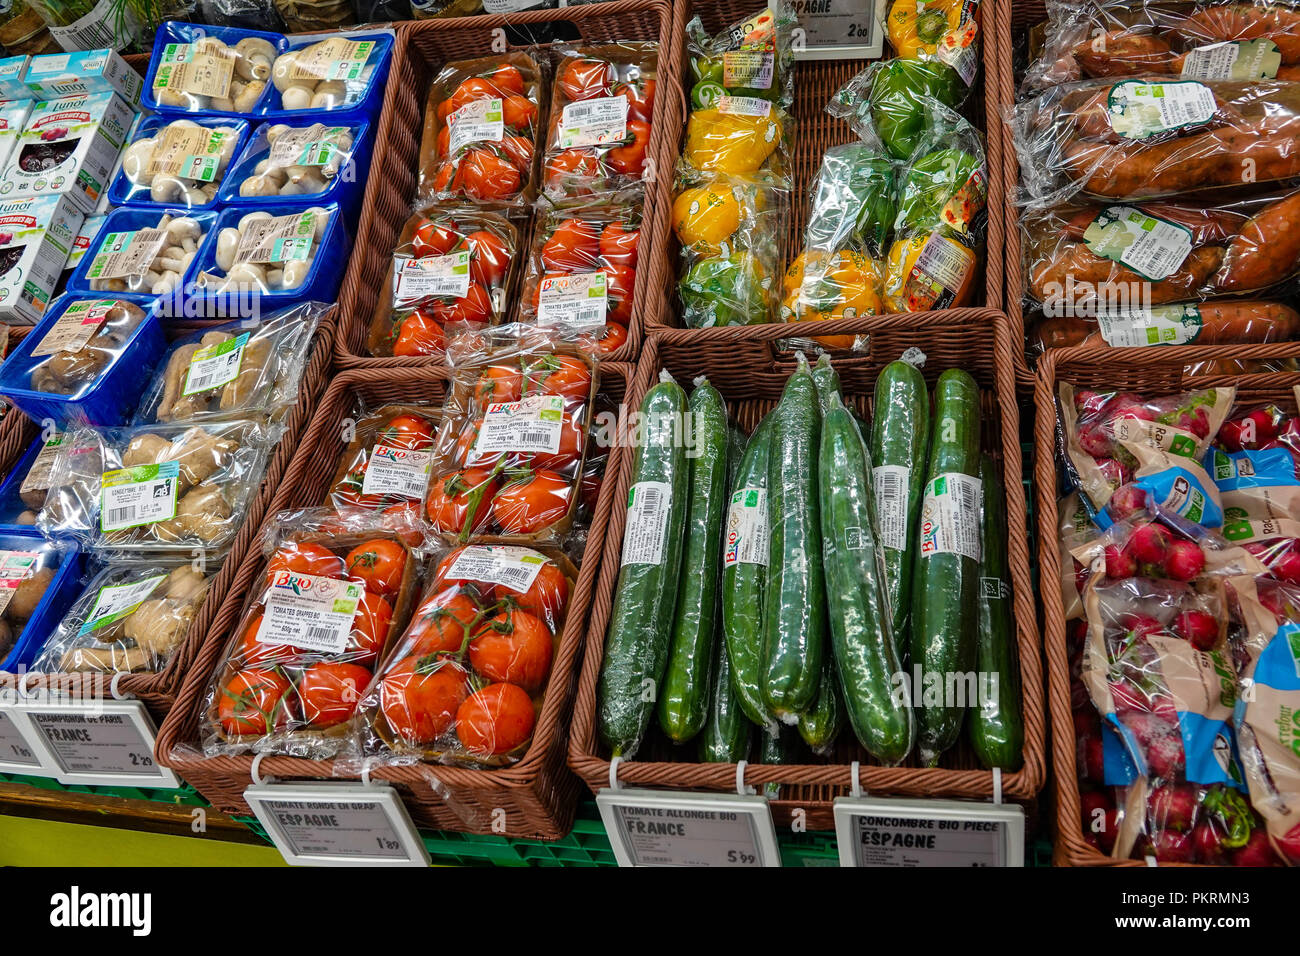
(680, 3, 796, 187)
(541, 43, 657, 202)
(327, 403, 442, 530)
(1025, 0, 1300, 92)
(367, 205, 519, 358)
(351, 543, 573, 767)
(199, 508, 423, 759)
(520, 195, 640, 351)
(418, 53, 545, 209)
(426, 338, 595, 543)
(1009, 78, 1300, 206)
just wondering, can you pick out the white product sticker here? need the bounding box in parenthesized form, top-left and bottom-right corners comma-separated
(872, 464, 910, 551)
(31, 300, 113, 357)
(919, 472, 982, 561)
(1082, 206, 1194, 281)
(447, 98, 504, 155)
(392, 251, 471, 301)
(536, 272, 608, 329)
(100, 461, 180, 531)
(723, 486, 768, 567)
(936, 17, 981, 85)
(289, 38, 374, 82)
(474, 394, 565, 454)
(914, 233, 973, 292)
(722, 50, 774, 90)
(559, 95, 628, 149)
(183, 332, 249, 395)
(147, 123, 227, 181)
(257, 571, 364, 655)
(597, 789, 782, 867)
(444, 544, 548, 593)
(85, 227, 167, 281)
(1180, 39, 1281, 80)
(234, 212, 316, 265)
(717, 94, 772, 117)
(1096, 304, 1203, 347)
(622, 480, 672, 566)
(77, 573, 167, 636)
(21, 434, 64, 498)
(0, 550, 40, 616)
(154, 41, 235, 98)
(360, 444, 434, 499)
(267, 124, 343, 168)
(47, 0, 138, 52)
(1106, 80, 1217, 140)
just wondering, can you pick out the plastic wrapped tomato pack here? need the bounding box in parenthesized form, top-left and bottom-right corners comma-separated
(327, 402, 441, 521)
(541, 43, 657, 202)
(1057, 381, 1234, 529)
(680, 4, 795, 186)
(418, 53, 544, 209)
(353, 543, 573, 767)
(521, 196, 640, 345)
(201, 509, 422, 758)
(427, 344, 595, 544)
(1025, 0, 1300, 93)
(367, 205, 519, 358)
(1009, 78, 1300, 206)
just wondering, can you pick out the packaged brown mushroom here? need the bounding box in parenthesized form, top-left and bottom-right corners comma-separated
(117, 118, 244, 208)
(36, 418, 276, 552)
(0, 541, 60, 663)
(32, 561, 213, 675)
(196, 206, 334, 295)
(150, 34, 278, 114)
(7, 430, 67, 527)
(81, 213, 209, 296)
(134, 302, 327, 425)
(24, 299, 147, 398)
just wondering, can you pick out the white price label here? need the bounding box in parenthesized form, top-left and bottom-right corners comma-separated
(245, 782, 430, 867)
(392, 252, 471, 301)
(536, 272, 608, 329)
(444, 544, 547, 594)
(474, 395, 565, 455)
(622, 480, 672, 566)
(717, 95, 771, 117)
(18, 700, 179, 787)
(0, 708, 43, 772)
(100, 462, 180, 532)
(360, 444, 434, 500)
(446, 97, 504, 155)
(559, 95, 628, 149)
(597, 789, 782, 867)
(872, 464, 910, 551)
(833, 796, 1025, 867)
(257, 571, 363, 655)
(919, 472, 982, 562)
(723, 486, 768, 567)
(183, 332, 248, 396)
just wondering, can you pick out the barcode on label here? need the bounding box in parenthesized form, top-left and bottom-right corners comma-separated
(106, 506, 134, 526)
(622, 480, 671, 566)
(187, 372, 216, 391)
(872, 464, 910, 552)
(916, 236, 970, 289)
(519, 430, 550, 446)
(498, 566, 533, 588)
(303, 625, 341, 646)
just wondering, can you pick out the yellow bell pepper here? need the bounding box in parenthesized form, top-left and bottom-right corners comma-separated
(673, 183, 743, 254)
(683, 108, 782, 176)
(885, 232, 977, 312)
(887, 0, 965, 59)
(781, 247, 884, 345)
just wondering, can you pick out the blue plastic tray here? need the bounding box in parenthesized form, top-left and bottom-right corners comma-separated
(0, 530, 85, 673)
(140, 22, 289, 119)
(66, 207, 219, 299)
(107, 115, 251, 212)
(257, 32, 393, 125)
(0, 435, 51, 533)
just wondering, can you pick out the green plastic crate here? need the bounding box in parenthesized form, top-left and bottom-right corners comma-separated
(0, 771, 205, 807)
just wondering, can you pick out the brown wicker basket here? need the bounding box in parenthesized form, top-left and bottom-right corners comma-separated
(331, 0, 685, 370)
(1034, 341, 1300, 866)
(568, 311, 1045, 831)
(156, 361, 634, 839)
(644, 0, 1010, 340)
(13, 316, 336, 723)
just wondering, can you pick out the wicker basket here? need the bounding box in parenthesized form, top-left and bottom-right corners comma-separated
(567, 311, 1045, 831)
(644, 1, 1010, 342)
(156, 361, 635, 840)
(1034, 341, 1300, 866)
(13, 317, 336, 723)
(331, 0, 685, 370)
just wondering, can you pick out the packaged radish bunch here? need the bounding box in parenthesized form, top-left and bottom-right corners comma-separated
(1059, 383, 1234, 529)
(1226, 575, 1300, 865)
(201, 510, 422, 758)
(354, 544, 572, 766)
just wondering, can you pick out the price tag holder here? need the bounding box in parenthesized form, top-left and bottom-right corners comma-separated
(833, 795, 1025, 867)
(244, 782, 431, 868)
(0, 704, 52, 776)
(793, 0, 887, 60)
(16, 699, 179, 788)
(596, 788, 782, 867)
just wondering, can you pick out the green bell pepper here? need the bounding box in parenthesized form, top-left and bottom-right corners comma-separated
(894, 147, 980, 235)
(869, 59, 965, 160)
(679, 253, 770, 328)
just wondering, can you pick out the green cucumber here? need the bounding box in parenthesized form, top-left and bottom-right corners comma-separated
(699, 620, 752, 761)
(721, 415, 776, 729)
(810, 352, 841, 415)
(910, 369, 982, 767)
(659, 379, 729, 743)
(819, 391, 915, 764)
(969, 453, 1024, 770)
(762, 353, 825, 722)
(597, 374, 690, 758)
(870, 360, 930, 656)
(797, 654, 843, 755)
